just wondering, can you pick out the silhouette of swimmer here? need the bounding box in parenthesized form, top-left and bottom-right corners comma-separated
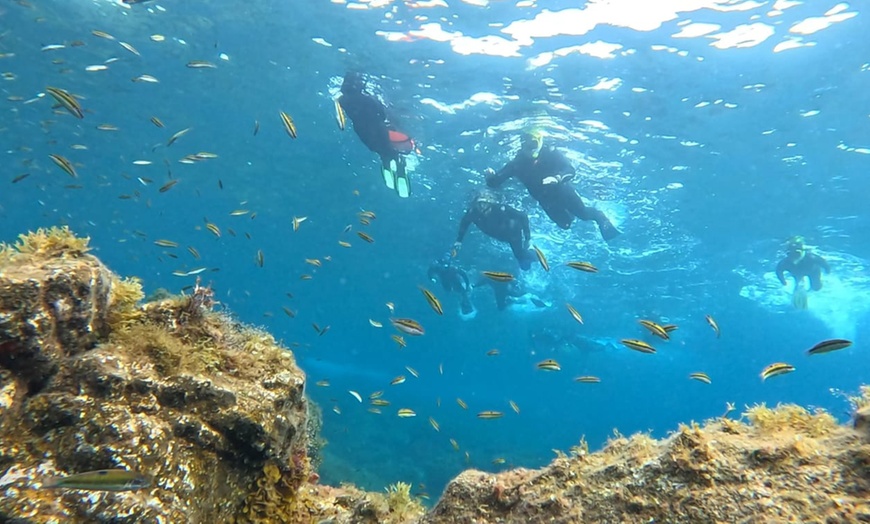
(454, 190, 536, 271)
(338, 71, 415, 198)
(486, 130, 620, 241)
(475, 278, 548, 311)
(776, 236, 830, 291)
(776, 236, 830, 310)
(427, 254, 474, 316)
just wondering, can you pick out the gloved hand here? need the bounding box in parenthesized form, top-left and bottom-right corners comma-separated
(453, 241, 462, 252)
(483, 168, 495, 177)
(542, 176, 559, 185)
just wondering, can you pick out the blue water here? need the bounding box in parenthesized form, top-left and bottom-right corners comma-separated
(1, 0, 868, 501)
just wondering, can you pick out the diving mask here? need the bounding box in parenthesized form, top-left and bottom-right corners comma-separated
(521, 132, 543, 159)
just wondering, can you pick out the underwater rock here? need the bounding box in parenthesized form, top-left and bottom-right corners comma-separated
(420, 404, 870, 523)
(0, 227, 112, 394)
(0, 228, 310, 523)
(3, 228, 869, 524)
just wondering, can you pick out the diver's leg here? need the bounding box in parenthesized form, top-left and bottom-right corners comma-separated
(459, 292, 474, 315)
(509, 236, 533, 271)
(808, 269, 823, 291)
(563, 188, 620, 241)
(541, 203, 573, 230)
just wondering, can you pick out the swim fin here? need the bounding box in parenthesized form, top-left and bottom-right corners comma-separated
(395, 169, 411, 198)
(382, 161, 396, 190)
(598, 219, 621, 242)
(393, 158, 411, 198)
(792, 285, 808, 310)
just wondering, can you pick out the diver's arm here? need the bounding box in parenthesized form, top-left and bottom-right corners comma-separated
(456, 210, 474, 243)
(486, 159, 517, 188)
(775, 260, 788, 285)
(816, 254, 831, 274)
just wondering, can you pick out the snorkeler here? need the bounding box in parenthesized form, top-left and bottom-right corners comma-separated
(453, 190, 537, 271)
(338, 71, 415, 198)
(485, 130, 620, 241)
(427, 254, 475, 317)
(776, 235, 830, 309)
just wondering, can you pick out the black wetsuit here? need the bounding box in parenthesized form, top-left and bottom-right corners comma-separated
(486, 147, 619, 240)
(338, 73, 407, 174)
(456, 199, 535, 270)
(475, 279, 523, 310)
(776, 252, 830, 291)
(427, 262, 474, 315)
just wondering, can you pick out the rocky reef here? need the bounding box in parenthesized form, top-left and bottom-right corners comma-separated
(422, 400, 870, 523)
(0, 227, 313, 522)
(1, 227, 869, 523)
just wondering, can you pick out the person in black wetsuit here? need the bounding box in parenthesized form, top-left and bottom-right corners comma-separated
(338, 71, 415, 198)
(776, 236, 830, 311)
(485, 130, 620, 241)
(453, 190, 536, 270)
(474, 277, 548, 311)
(427, 254, 475, 316)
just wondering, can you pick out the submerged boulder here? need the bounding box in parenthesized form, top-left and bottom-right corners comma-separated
(421, 403, 870, 523)
(0, 228, 309, 523)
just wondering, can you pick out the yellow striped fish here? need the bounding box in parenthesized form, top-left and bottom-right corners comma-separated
(621, 339, 656, 354)
(536, 359, 561, 371)
(566, 261, 598, 273)
(760, 362, 795, 381)
(49, 154, 77, 177)
(689, 372, 711, 384)
(482, 270, 514, 282)
(334, 100, 346, 130)
(420, 286, 443, 315)
(45, 87, 83, 119)
(532, 245, 549, 272)
(280, 111, 297, 138)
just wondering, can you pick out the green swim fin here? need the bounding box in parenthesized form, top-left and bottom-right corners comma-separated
(382, 162, 396, 190)
(394, 169, 411, 198)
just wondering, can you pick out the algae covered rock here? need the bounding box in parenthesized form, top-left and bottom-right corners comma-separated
(0, 227, 310, 523)
(4, 227, 869, 524)
(0, 227, 112, 393)
(420, 404, 870, 523)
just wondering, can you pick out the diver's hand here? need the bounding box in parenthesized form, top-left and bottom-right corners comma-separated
(453, 241, 462, 252)
(483, 168, 495, 177)
(542, 176, 559, 185)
